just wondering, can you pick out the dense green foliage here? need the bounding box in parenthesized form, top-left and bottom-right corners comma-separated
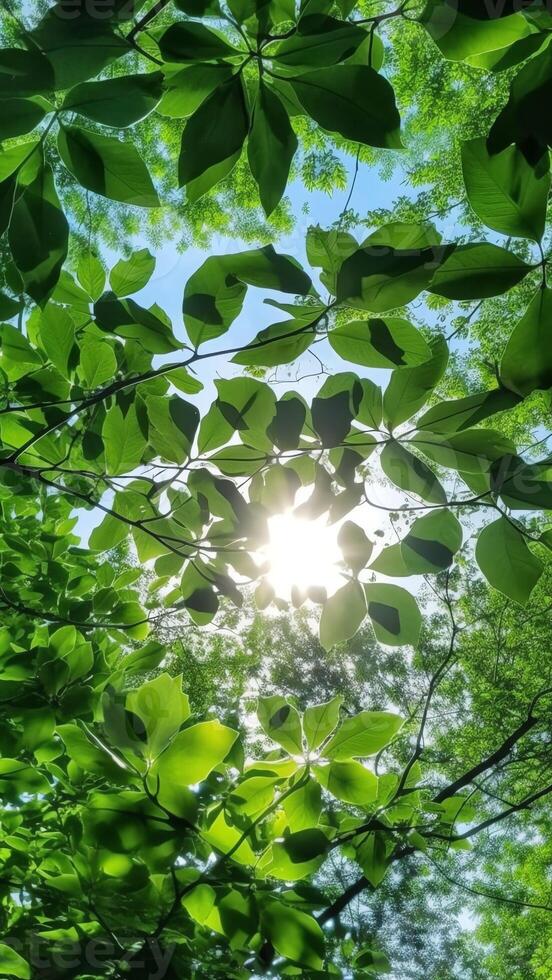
(0, 0, 551, 976)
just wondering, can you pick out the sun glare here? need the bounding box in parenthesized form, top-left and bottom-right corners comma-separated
(264, 511, 343, 599)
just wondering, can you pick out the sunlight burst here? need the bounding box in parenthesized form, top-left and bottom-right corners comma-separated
(263, 511, 343, 599)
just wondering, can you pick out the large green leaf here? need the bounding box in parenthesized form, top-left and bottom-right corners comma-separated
(146, 395, 199, 464)
(400, 510, 463, 574)
(319, 581, 367, 650)
(126, 673, 190, 757)
(290, 66, 402, 148)
(159, 22, 239, 62)
(248, 81, 297, 216)
(336, 241, 448, 313)
(0, 48, 54, 97)
(110, 249, 156, 296)
(421, 0, 535, 63)
(381, 440, 447, 504)
(428, 244, 532, 300)
(411, 427, 516, 474)
(257, 695, 303, 755)
(260, 901, 325, 969)
(102, 405, 146, 476)
(488, 48, 552, 157)
(315, 759, 378, 806)
(0, 98, 47, 141)
(324, 710, 403, 760)
(500, 288, 552, 396)
(329, 316, 431, 369)
(476, 516, 543, 605)
(183, 246, 311, 347)
(62, 73, 164, 127)
(159, 63, 233, 117)
(364, 584, 422, 646)
(417, 387, 522, 433)
(461, 137, 550, 242)
(274, 15, 368, 68)
(94, 293, 180, 353)
(383, 335, 449, 430)
(58, 125, 160, 207)
(153, 721, 238, 790)
(29, 7, 129, 87)
(303, 696, 343, 752)
(178, 75, 249, 194)
(9, 164, 69, 305)
(39, 304, 75, 377)
(0, 944, 30, 980)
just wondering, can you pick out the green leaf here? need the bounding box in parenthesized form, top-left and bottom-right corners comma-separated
(500, 288, 552, 396)
(324, 710, 403, 760)
(39, 304, 75, 377)
(179, 75, 249, 194)
(429, 244, 532, 300)
(153, 720, 238, 788)
(58, 125, 160, 208)
(475, 517, 543, 605)
(411, 427, 516, 474)
(80, 339, 117, 388)
(0, 140, 40, 182)
(364, 583, 422, 646)
(159, 22, 238, 62)
(303, 696, 343, 752)
(329, 316, 431, 369)
(28, 7, 129, 88)
(283, 779, 322, 830)
(461, 137, 550, 242)
(319, 581, 367, 650)
(231, 317, 315, 367)
(89, 513, 128, 552)
(110, 249, 156, 296)
(126, 673, 190, 757)
(0, 98, 47, 141)
(199, 377, 276, 452)
(0, 48, 54, 96)
(381, 441, 447, 504)
(421, 0, 534, 63)
(290, 66, 402, 149)
(336, 240, 448, 313)
(383, 335, 449, 430)
(9, 164, 69, 305)
(261, 901, 325, 969)
(400, 510, 463, 574)
(159, 63, 233, 117)
(146, 395, 199, 464)
(315, 759, 378, 806)
(248, 81, 297, 216)
(62, 73, 164, 127)
(271, 828, 329, 880)
(355, 831, 389, 887)
(274, 14, 368, 68)
(488, 48, 552, 156)
(94, 293, 179, 354)
(257, 695, 303, 755)
(102, 405, 146, 476)
(338, 521, 373, 574)
(184, 246, 311, 347)
(306, 225, 358, 292)
(77, 252, 105, 300)
(417, 387, 522, 433)
(355, 946, 391, 973)
(0, 943, 31, 979)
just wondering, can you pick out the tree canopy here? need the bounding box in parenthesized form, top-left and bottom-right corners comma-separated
(0, 0, 551, 976)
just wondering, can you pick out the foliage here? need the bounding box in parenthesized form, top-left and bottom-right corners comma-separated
(0, 0, 551, 976)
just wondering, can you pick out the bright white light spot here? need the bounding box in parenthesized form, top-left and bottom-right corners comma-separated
(264, 511, 343, 599)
